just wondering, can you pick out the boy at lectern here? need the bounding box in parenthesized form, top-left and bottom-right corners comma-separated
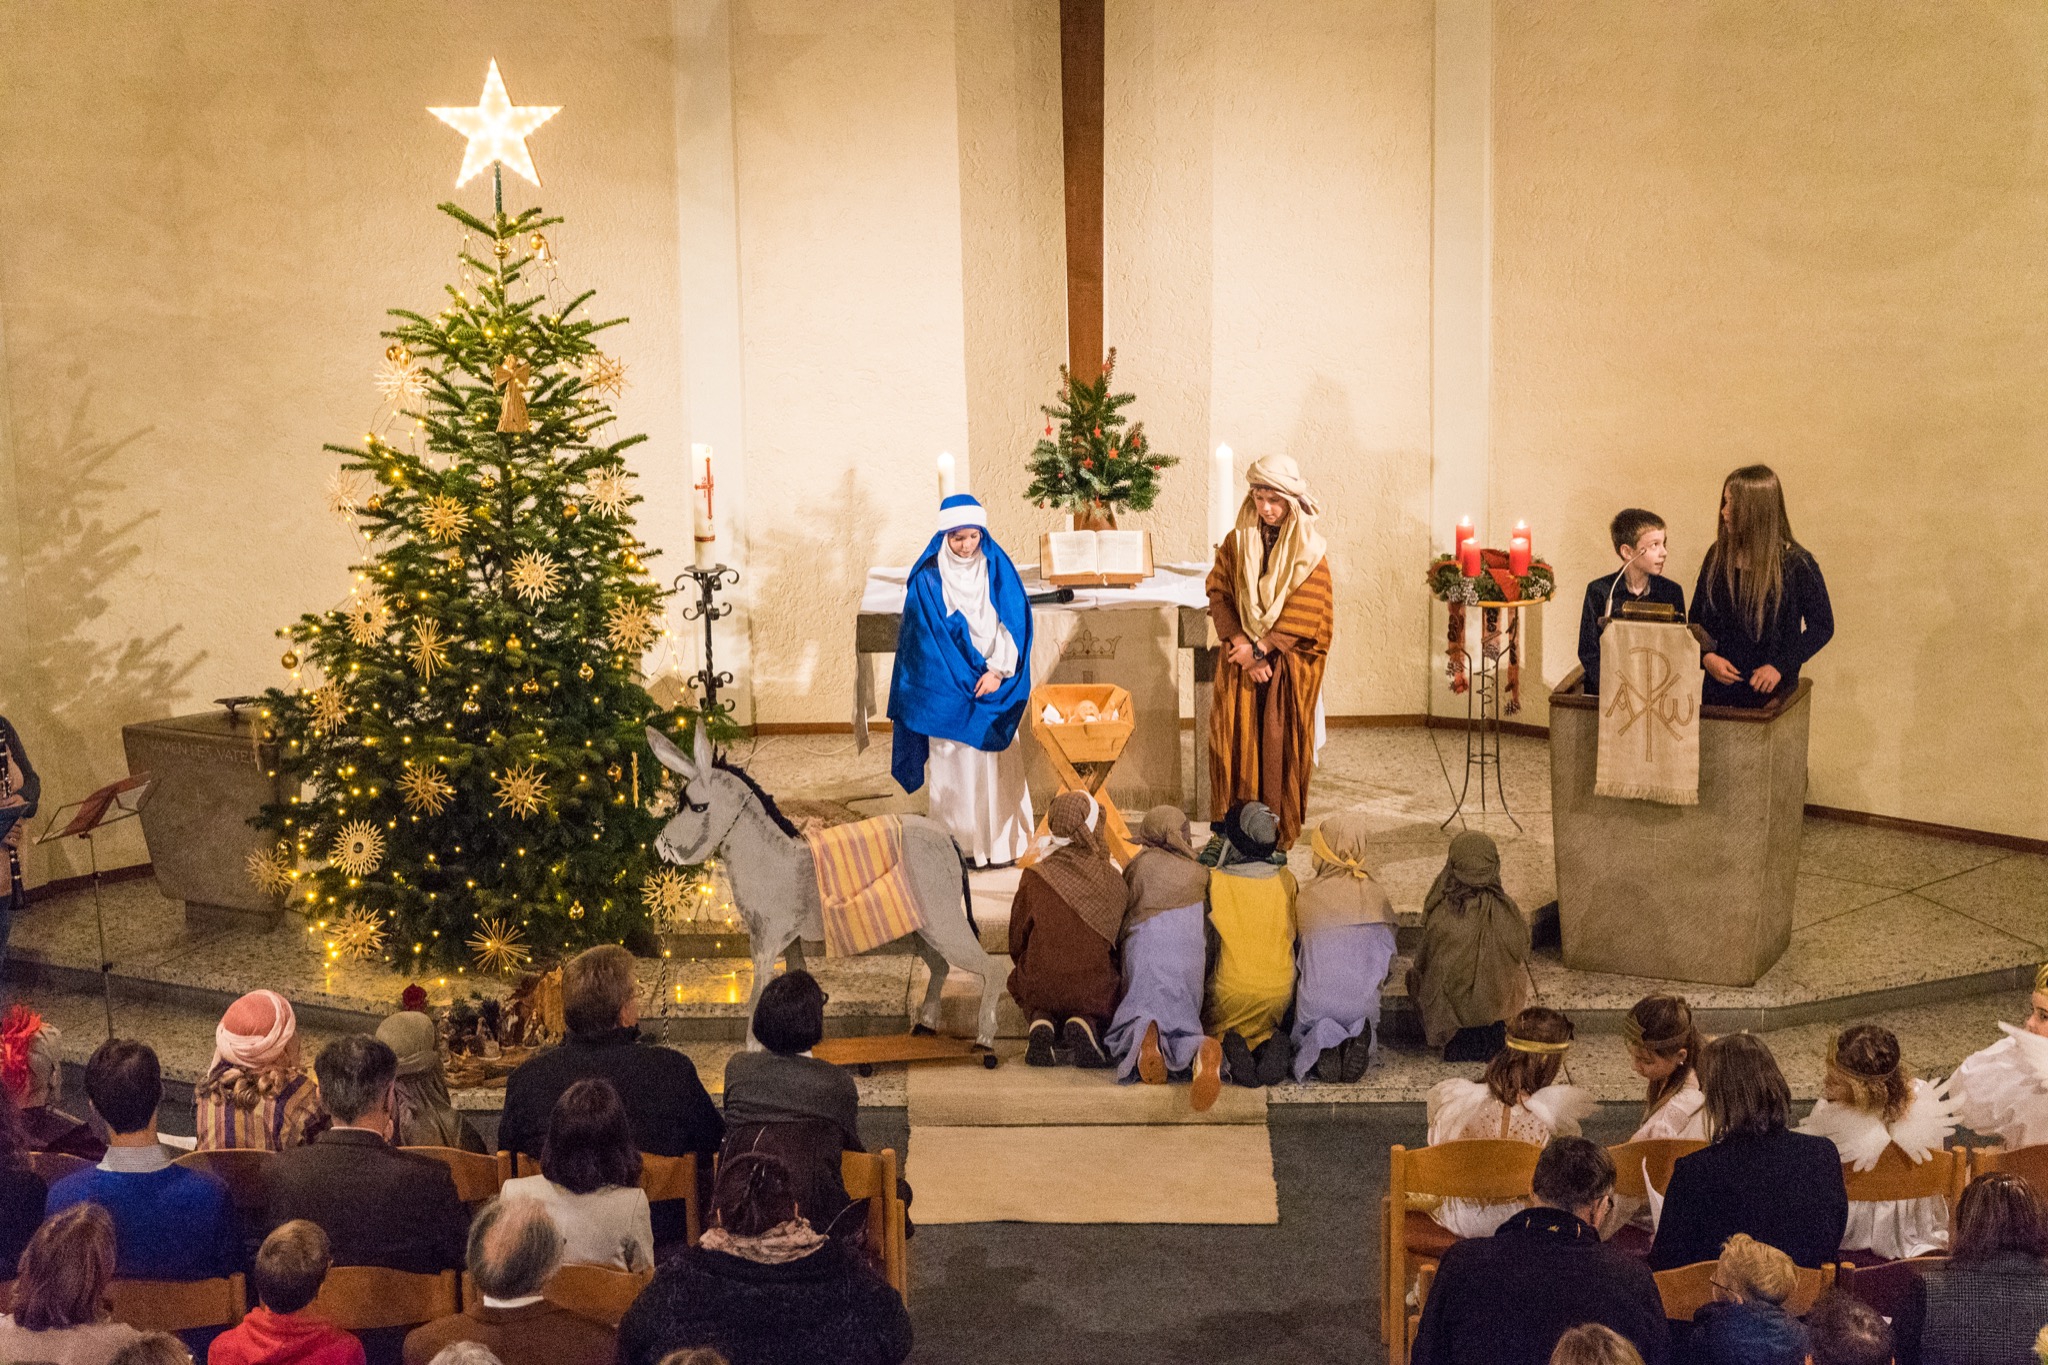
(1576, 508, 1686, 694)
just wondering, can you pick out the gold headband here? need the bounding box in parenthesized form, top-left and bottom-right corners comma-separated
(2034, 962, 2048, 995)
(1621, 1007, 1691, 1051)
(1505, 1035, 1571, 1056)
(1309, 828, 1372, 880)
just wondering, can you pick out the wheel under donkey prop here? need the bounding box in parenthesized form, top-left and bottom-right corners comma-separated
(645, 726, 1003, 1069)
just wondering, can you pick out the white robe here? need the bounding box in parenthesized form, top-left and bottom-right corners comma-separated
(926, 544, 1032, 866)
(1797, 1077, 1957, 1260)
(1944, 1024, 2048, 1150)
(1423, 1078, 1597, 1238)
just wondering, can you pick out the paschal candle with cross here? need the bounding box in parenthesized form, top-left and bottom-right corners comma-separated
(692, 444, 716, 568)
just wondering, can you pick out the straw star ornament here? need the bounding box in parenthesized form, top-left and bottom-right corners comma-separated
(429, 60, 560, 188)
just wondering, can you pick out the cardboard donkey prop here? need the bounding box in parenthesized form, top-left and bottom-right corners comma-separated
(646, 726, 1003, 1050)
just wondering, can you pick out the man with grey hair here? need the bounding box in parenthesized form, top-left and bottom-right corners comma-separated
(403, 1199, 613, 1365)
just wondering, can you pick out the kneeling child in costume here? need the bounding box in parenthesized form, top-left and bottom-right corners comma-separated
(1202, 801, 1298, 1088)
(1105, 806, 1223, 1110)
(1007, 790, 1126, 1068)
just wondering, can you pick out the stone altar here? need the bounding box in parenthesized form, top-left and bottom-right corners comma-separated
(122, 706, 290, 928)
(1548, 671, 1812, 986)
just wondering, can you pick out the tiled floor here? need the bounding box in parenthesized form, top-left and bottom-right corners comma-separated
(15, 725, 2043, 1109)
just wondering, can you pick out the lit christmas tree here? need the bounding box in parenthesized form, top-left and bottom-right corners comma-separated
(254, 63, 702, 974)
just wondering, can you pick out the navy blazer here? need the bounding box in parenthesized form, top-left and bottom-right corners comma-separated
(1648, 1127, 1848, 1270)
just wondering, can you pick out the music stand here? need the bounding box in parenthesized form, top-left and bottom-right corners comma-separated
(34, 774, 152, 1039)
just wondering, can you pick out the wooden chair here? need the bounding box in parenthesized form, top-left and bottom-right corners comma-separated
(542, 1263, 655, 1328)
(1842, 1145, 1968, 1208)
(842, 1148, 909, 1302)
(1381, 1141, 1541, 1365)
(1836, 1255, 1946, 1322)
(640, 1152, 702, 1248)
(504, 1150, 702, 1247)
(175, 1148, 275, 1217)
(1968, 1141, 2048, 1188)
(109, 1274, 248, 1332)
(28, 1151, 91, 1184)
(1653, 1260, 1834, 1321)
(404, 1145, 504, 1205)
(308, 1266, 459, 1332)
(1605, 1138, 1707, 1256)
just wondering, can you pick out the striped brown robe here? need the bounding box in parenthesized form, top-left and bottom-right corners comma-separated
(1205, 531, 1334, 850)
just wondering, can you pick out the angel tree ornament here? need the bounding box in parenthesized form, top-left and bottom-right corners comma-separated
(494, 355, 534, 433)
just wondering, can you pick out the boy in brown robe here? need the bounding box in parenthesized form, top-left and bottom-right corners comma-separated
(1008, 790, 1127, 1067)
(1205, 454, 1334, 851)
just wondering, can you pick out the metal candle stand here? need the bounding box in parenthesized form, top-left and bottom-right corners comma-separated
(675, 563, 740, 722)
(1441, 598, 1544, 835)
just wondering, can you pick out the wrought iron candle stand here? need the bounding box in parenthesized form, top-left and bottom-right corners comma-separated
(675, 563, 740, 722)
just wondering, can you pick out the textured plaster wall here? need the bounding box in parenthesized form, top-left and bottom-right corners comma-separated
(1491, 0, 2048, 840)
(0, 2, 694, 879)
(730, 0, 972, 722)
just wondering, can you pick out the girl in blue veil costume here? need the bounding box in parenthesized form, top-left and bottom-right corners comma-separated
(888, 494, 1036, 867)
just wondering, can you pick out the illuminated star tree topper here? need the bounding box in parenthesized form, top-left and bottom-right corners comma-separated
(429, 59, 560, 209)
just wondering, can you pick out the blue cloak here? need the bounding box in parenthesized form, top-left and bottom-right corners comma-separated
(888, 527, 1034, 794)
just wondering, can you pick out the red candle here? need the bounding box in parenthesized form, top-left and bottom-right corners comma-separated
(1509, 536, 1531, 576)
(1513, 519, 1532, 556)
(1454, 516, 1475, 558)
(1459, 541, 1482, 577)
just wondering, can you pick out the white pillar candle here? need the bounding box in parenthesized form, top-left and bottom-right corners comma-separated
(1210, 443, 1235, 547)
(691, 443, 715, 568)
(937, 450, 956, 499)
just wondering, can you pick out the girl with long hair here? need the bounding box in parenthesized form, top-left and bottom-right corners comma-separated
(1797, 1023, 1957, 1259)
(1626, 994, 1707, 1142)
(1694, 465, 1834, 709)
(1425, 1006, 1595, 1237)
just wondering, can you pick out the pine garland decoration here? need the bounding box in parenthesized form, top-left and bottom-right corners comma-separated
(1023, 349, 1176, 516)
(256, 199, 699, 973)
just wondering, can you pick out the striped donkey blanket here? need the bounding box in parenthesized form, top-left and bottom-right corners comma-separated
(804, 815, 928, 956)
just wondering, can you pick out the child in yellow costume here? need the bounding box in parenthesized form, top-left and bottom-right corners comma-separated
(1201, 801, 1298, 1088)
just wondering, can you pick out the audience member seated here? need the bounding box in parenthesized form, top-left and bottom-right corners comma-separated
(207, 1220, 366, 1365)
(615, 1153, 912, 1365)
(401, 1199, 613, 1365)
(0, 1003, 105, 1161)
(500, 1078, 652, 1271)
(1287, 813, 1397, 1084)
(1408, 830, 1530, 1063)
(1798, 1024, 1957, 1260)
(113, 1334, 197, 1365)
(0, 1203, 145, 1365)
(0, 1082, 50, 1271)
(1687, 1234, 1808, 1365)
(1806, 1290, 1896, 1365)
(46, 1039, 240, 1281)
(1411, 1136, 1669, 1365)
(722, 970, 866, 1242)
(376, 1010, 485, 1153)
(195, 991, 328, 1153)
(1551, 1324, 1647, 1365)
(1649, 1033, 1848, 1270)
(1944, 965, 2048, 1151)
(1426, 1006, 1595, 1238)
(266, 1034, 469, 1271)
(1893, 1172, 2048, 1365)
(498, 945, 723, 1245)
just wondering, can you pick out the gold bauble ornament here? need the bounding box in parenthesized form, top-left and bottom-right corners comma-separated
(579, 662, 596, 682)
(281, 650, 300, 670)
(567, 900, 586, 920)
(521, 678, 541, 695)
(461, 699, 481, 714)
(562, 502, 578, 519)
(606, 763, 623, 782)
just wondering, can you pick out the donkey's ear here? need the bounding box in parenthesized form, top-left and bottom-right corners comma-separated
(691, 719, 715, 773)
(646, 726, 692, 777)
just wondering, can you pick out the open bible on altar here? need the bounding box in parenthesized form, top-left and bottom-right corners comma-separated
(1038, 530, 1154, 588)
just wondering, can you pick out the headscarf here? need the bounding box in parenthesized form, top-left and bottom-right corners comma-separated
(375, 1010, 468, 1150)
(1030, 790, 1127, 943)
(1207, 801, 1285, 879)
(1423, 831, 1517, 920)
(1232, 454, 1329, 640)
(888, 494, 1035, 793)
(1122, 805, 1212, 935)
(1411, 830, 1530, 1046)
(1297, 813, 1394, 936)
(201, 990, 302, 1106)
(700, 1218, 829, 1266)
(0, 1006, 59, 1108)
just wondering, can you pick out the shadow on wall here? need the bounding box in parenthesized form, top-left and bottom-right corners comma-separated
(3, 393, 206, 876)
(745, 469, 883, 707)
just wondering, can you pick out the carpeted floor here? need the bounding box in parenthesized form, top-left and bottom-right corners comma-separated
(863, 1101, 1650, 1365)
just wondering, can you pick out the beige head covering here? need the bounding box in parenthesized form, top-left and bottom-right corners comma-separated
(1122, 805, 1212, 936)
(1296, 813, 1394, 936)
(1233, 454, 1329, 639)
(376, 1010, 466, 1149)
